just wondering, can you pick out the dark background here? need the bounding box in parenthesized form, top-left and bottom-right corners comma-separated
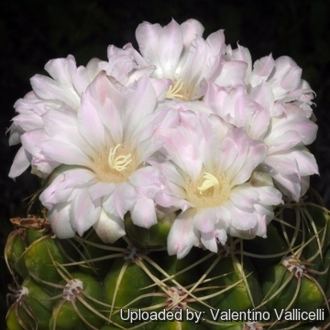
(1, 0, 330, 327)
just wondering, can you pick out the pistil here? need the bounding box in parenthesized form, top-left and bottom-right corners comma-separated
(198, 172, 220, 195)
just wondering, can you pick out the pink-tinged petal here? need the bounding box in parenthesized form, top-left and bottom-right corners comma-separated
(266, 131, 303, 154)
(134, 139, 163, 165)
(254, 186, 283, 206)
(30, 157, 59, 178)
(215, 61, 248, 87)
(78, 96, 109, 154)
(70, 189, 101, 236)
(130, 195, 157, 228)
(216, 205, 232, 224)
(136, 21, 162, 69)
(205, 29, 226, 56)
(160, 126, 203, 179)
(231, 210, 267, 239)
(129, 166, 163, 193)
(99, 100, 123, 146)
(85, 57, 102, 81)
(58, 167, 96, 188)
(268, 56, 303, 99)
(179, 36, 207, 85)
(254, 203, 274, 227)
(265, 153, 298, 175)
(44, 55, 76, 85)
(249, 81, 274, 115)
(247, 106, 271, 140)
(8, 124, 22, 146)
(124, 77, 157, 141)
(214, 227, 228, 246)
(93, 209, 126, 243)
(229, 206, 258, 236)
(192, 208, 217, 233)
(266, 112, 318, 148)
(47, 202, 76, 239)
(130, 111, 167, 158)
(87, 72, 126, 113)
(158, 19, 183, 78)
(167, 210, 200, 258)
(40, 138, 93, 167)
(267, 147, 318, 176)
(40, 167, 95, 207)
(31, 74, 79, 110)
(89, 182, 116, 201)
(154, 163, 193, 211)
(99, 44, 138, 81)
(270, 171, 301, 202)
(249, 54, 275, 87)
(103, 182, 136, 219)
(20, 129, 47, 156)
(224, 131, 266, 185)
(300, 176, 310, 197)
(11, 112, 44, 132)
(233, 145, 267, 184)
(8, 146, 31, 178)
(77, 73, 123, 152)
(149, 78, 173, 100)
(271, 102, 286, 117)
(231, 44, 252, 76)
(230, 186, 259, 208)
(200, 231, 218, 253)
(72, 59, 101, 95)
(180, 19, 204, 48)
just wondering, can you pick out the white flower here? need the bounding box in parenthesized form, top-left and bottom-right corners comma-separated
(98, 43, 154, 86)
(228, 45, 315, 118)
(8, 55, 102, 178)
(155, 111, 282, 258)
(39, 74, 166, 241)
(135, 18, 246, 101)
(203, 80, 318, 201)
(8, 18, 319, 255)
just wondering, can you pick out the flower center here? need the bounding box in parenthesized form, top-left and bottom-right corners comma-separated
(186, 171, 230, 208)
(165, 79, 189, 101)
(108, 144, 133, 171)
(197, 172, 220, 195)
(93, 144, 136, 183)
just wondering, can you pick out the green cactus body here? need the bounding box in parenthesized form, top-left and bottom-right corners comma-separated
(103, 249, 155, 328)
(50, 272, 105, 330)
(261, 260, 324, 328)
(5, 229, 29, 279)
(6, 276, 52, 330)
(24, 234, 70, 283)
(5, 193, 330, 330)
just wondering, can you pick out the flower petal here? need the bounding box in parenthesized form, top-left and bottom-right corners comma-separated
(93, 209, 126, 243)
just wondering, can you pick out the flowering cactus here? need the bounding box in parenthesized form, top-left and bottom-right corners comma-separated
(5, 18, 328, 330)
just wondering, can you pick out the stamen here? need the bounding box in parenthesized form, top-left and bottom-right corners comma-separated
(165, 79, 186, 100)
(198, 172, 220, 195)
(108, 144, 133, 172)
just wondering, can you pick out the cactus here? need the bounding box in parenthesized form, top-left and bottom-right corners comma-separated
(5, 189, 330, 330)
(5, 17, 327, 330)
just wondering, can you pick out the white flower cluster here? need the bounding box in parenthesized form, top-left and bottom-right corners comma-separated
(8, 19, 318, 258)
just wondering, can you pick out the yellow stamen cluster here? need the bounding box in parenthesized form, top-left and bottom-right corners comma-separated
(108, 144, 133, 172)
(93, 144, 135, 183)
(186, 171, 230, 208)
(165, 79, 189, 101)
(197, 172, 220, 195)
